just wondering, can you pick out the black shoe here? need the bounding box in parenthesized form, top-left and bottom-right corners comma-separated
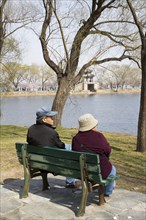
(104, 194, 110, 197)
(66, 183, 76, 189)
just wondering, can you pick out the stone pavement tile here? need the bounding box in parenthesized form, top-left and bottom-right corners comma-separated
(110, 196, 139, 210)
(0, 198, 22, 214)
(0, 186, 17, 200)
(1, 177, 146, 220)
(21, 201, 75, 220)
(132, 202, 146, 212)
(106, 189, 146, 210)
(95, 202, 123, 216)
(82, 204, 118, 220)
(113, 188, 146, 202)
(1, 209, 27, 220)
(118, 209, 145, 220)
(3, 178, 43, 195)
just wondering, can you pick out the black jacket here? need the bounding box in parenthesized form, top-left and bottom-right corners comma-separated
(27, 122, 65, 149)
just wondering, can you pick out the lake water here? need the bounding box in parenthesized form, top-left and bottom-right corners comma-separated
(0, 93, 140, 135)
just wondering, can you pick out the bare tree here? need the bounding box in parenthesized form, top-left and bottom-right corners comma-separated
(0, 0, 7, 56)
(98, 64, 141, 90)
(1, 62, 25, 91)
(126, 67, 141, 88)
(0, 0, 41, 61)
(39, 65, 56, 91)
(126, 0, 146, 152)
(1, 36, 21, 62)
(40, 0, 140, 126)
(26, 64, 40, 90)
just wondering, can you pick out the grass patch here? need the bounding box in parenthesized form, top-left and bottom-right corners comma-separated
(0, 125, 146, 193)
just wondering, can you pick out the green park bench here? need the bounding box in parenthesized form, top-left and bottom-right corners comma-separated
(15, 142, 119, 217)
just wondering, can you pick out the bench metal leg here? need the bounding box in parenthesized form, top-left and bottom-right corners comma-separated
(77, 154, 89, 217)
(77, 180, 88, 217)
(20, 166, 31, 198)
(41, 171, 50, 190)
(98, 185, 106, 205)
(20, 145, 31, 198)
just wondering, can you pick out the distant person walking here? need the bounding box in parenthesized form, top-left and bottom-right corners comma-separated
(72, 113, 116, 196)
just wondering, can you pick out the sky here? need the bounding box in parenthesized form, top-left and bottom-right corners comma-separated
(15, 29, 46, 66)
(11, 0, 76, 67)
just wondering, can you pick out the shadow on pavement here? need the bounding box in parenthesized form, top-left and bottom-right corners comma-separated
(2, 175, 99, 216)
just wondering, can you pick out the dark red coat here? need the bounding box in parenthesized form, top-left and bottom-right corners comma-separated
(72, 130, 112, 179)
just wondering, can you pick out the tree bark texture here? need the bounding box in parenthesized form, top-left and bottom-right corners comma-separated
(52, 77, 71, 126)
(137, 34, 146, 152)
(0, 0, 7, 57)
(126, 0, 146, 152)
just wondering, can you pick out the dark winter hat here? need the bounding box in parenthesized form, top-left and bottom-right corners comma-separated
(36, 106, 57, 120)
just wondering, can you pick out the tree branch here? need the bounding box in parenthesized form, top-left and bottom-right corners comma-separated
(94, 20, 136, 27)
(126, 0, 144, 42)
(73, 47, 140, 86)
(51, 3, 69, 63)
(0, 0, 7, 55)
(69, 0, 116, 73)
(92, 52, 140, 68)
(89, 28, 134, 46)
(40, 0, 61, 75)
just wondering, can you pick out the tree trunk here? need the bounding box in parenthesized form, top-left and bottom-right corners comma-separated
(136, 35, 146, 152)
(52, 77, 71, 126)
(0, 0, 7, 58)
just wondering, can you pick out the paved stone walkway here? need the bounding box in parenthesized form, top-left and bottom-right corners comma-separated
(0, 175, 146, 220)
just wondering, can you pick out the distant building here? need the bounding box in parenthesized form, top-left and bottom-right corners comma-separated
(73, 70, 99, 92)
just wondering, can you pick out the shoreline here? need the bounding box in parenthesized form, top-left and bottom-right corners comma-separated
(0, 88, 140, 97)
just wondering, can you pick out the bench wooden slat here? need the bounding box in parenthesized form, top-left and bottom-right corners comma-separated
(28, 162, 102, 182)
(28, 146, 99, 163)
(29, 161, 81, 179)
(16, 143, 100, 164)
(29, 154, 101, 173)
(29, 154, 81, 170)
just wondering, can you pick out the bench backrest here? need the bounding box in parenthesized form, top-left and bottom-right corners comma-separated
(16, 142, 103, 183)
